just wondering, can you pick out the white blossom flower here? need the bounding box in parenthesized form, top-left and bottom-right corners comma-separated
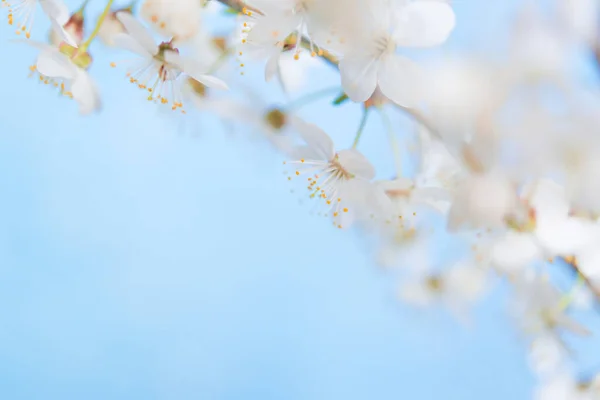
(98, 9, 128, 47)
(491, 180, 600, 274)
(242, 0, 350, 81)
(528, 335, 567, 378)
(338, 0, 455, 106)
(398, 262, 487, 321)
(511, 272, 590, 340)
(535, 371, 600, 400)
(23, 41, 100, 114)
(110, 11, 228, 112)
(447, 172, 517, 231)
(284, 118, 389, 229)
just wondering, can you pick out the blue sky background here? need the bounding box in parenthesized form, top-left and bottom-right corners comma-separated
(0, 0, 597, 399)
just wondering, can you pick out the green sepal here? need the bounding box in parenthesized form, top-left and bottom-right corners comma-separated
(332, 93, 349, 105)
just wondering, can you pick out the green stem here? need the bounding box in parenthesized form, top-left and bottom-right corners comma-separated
(379, 107, 402, 177)
(284, 86, 340, 111)
(79, 0, 115, 52)
(352, 107, 371, 149)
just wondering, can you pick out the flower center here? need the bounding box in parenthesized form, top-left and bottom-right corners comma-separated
(373, 33, 395, 59)
(265, 108, 287, 130)
(330, 155, 354, 180)
(426, 276, 444, 292)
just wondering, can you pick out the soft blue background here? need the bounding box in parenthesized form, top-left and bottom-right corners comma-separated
(0, 0, 596, 399)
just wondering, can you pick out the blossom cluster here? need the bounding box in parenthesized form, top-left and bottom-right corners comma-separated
(4, 0, 600, 397)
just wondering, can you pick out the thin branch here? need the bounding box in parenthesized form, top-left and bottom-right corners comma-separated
(214, 0, 600, 305)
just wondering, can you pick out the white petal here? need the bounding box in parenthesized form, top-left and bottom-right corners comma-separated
(39, 0, 70, 25)
(287, 145, 324, 161)
(112, 33, 154, 58)
(246, 13, 299, 44)
(528, 179, 570, 222)
(36, 49, 77, 79)
(116, 12, 158, 55)
(491, 232, 540, 273)
(378, 54, 423, 108)
(336, 149, 375, 180)
(163, 52, 228, 90)
(339, 53, 378, 102)
(393, 0, 456, 47)
(190, 73, 228, 90)
(537, 218, 600, 255)
(265, 51, 280, 82)
(577, 246, 600, 280)
(292, 119, 335, 161)
(399, 281, 435, 307)
(71, 70, 101, 115)
(528, 336, 565, 377)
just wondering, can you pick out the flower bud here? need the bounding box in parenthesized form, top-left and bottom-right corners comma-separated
(49, 7, 85, 47)
(98, 10, 129, 47)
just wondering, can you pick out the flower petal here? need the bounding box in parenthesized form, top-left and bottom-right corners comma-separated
(36, 49, 77, 79)
(116, 11, 158, 55)
(265, 50, 281, 82)
(336, 149, 375, 180)
(71, 70, 101, 115)
(378, 54, 423, 108)
(113, 33, 154, 58)
(291, 118, 335, 161)
(339, 53, 378, 102)
(537, 217, 600, 255)
(393, 0, 456, 47)
(39, 0, 70, 25)
(491, 232, 540, 273)
(163, 52, 229, 90)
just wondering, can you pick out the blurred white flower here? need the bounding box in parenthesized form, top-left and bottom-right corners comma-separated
(338, 0, 455, 105)
(98, 9, 128, 47)
(447, 172, 517, 231)
(528, 335, 567, 378)
(398, 262, 488, 321)
(24, 41, 100, 114)
(511, 273, 590, 339)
